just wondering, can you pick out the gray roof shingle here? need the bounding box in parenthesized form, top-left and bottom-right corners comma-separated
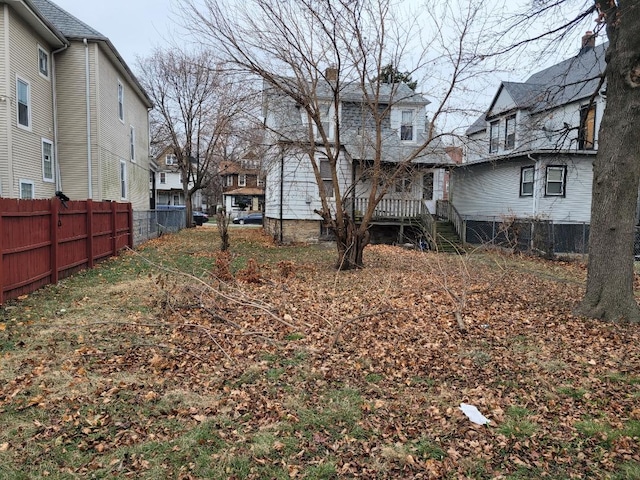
(29, 0, 105, 39)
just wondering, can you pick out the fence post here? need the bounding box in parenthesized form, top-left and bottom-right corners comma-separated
(0, 203, 4, 304)
(87, 200, 94, 268)
(50, 198, 59, 284)
(127, 203, 134, 249)
(111, 201, 118, 256)
(462, 219, 467, 245)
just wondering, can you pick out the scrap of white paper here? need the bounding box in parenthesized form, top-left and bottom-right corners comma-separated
(459, 403, 490, 425)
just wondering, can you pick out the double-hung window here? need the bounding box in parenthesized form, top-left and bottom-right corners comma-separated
(42, 139, 54, 182)
(545, 166, 566, 196)
(319, 158, 334, 197)
(504, 115, 516, 149)
(20, 180, 34, 199)
(238, 174, 247, 187)
(165, 154, 177, 166)
(489, 120, 499, 153)
(160, 172, 166, 184)
(38, 46, 49, 79)
(400, 110, 414, 141)
(117, 81, 124, 122)
(520, 166, 534, 196)
(17, 77, 31, 129)
(226, 175, 233, 187)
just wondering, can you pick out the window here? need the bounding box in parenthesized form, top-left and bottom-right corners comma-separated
(17, 77, 31, 129)
(42, 139, 54, 182)
(226, 175, 233, 187)
(238, 174, 247, 187)
(120, 160, 127, 199)
(520, 166, 534, 196)
(545, 166, 566, 196)
(489, 120, 499, 153)
(38, 46, 49, 78)
(257, 176, 265, 187)
(129, 126, 135, 161)
(400, 110, 414, 141)
(117, 81, 124, 122)
(396, 177, 411, 193)
(578, 104, 596, 150)
(505, 115, 516, 149)
(319, 159, 334, 197)
(20, 180, 34, 199)
(422, 172, 434, 200)
(160, 172, 166, 184)
(165, 154, 177, 166)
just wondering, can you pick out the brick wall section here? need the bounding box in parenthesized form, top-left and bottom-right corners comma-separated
(264, 217, 321, 243)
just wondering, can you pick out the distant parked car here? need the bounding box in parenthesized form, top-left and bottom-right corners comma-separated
(193, 211, 209, 226)
(233, 213, 263, 225)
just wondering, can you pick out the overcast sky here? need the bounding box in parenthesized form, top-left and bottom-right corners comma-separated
(52, 0, 180, 67)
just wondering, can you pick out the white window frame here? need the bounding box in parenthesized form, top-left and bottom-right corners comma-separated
(20, 179, 35, 199)
(238, 174, 247, 187)
(165, 154, 177, 166)
(120, 160, 127, 199)
(520, 166, 534, 197)
(16, 76, 31, 130)
(319, 158, 334, 198)
(545, 165, 566, 197)
(129, 125, 135, 162)
(117, 80, 124, 122)
(400, 109, 415, 142)
(489, 120, 500, 153)
(42, 138, 54, 182)
(226, 175, 233, 187)
(505, 114, 516, 150)
(38, 45, 50, 79)
(159, 172, 166, 184)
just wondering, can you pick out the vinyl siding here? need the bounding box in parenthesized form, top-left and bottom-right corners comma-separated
(6, 6, 56, 199)
(450, 155, 593, 223)
(96, 46, 149, 209)
(55, 41, 96, 200)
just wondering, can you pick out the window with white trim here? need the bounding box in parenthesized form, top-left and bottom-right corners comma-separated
(165, 154, 177, 166)
(17, 77, 31, 129)
(120, 160, 127, 199)
(226, 175, 233, 187)
(159, 172, 166, 184)
(42, 139, 54, 182)
(422, 172, 434, 200)
(130, 126, 135, 161)
(505, 115, 516, 150)
(400, 110, 414, 141)
(545, 165, 566, 196)
(520, 166, 534, 196)
(38, 46, 49, 79)
(238, 174, 247, 187)
(117, 81, 124, 122)
(319, 158, 334, 197)
(489, 120, 499, 153)
(20, 180, 34, 199)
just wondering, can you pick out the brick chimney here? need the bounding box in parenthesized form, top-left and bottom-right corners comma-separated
(579, 31, 595, 54)
(325, 67, 338, 82)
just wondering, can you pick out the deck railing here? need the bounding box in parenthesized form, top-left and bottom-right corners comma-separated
(436, 200, 466, 244)
(348, 197, 425, 220)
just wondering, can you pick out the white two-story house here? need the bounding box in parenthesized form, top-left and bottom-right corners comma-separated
(451, 33, 606, 252)
(262, 70, 453, 244)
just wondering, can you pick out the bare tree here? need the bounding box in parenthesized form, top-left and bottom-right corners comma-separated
(180, 0, 492, 269)
(137, 49, 254, 227)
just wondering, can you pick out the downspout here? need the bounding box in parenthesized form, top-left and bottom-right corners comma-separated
(3, 5, 13, 197)
(51, 43, 68, 192)
(84, 39, 93, 199)
(279, 150, 284, 243)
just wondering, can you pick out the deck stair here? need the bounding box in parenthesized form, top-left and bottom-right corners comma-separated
(434, 220, 464, 253)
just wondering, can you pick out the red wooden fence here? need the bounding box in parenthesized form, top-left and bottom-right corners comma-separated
(0, 198, 133, 304)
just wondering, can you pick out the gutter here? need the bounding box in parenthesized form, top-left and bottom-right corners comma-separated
(84, 38, 92, 199)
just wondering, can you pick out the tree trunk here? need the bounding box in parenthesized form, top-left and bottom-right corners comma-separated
(335, 215, 370, 270)
(577, 3, 640, 323)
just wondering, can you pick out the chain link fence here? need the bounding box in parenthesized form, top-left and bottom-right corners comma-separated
(464, 217, 640, 258)
(132, 210, 186, 246)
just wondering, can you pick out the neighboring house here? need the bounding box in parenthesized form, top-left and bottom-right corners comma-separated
(153, 146, 203, 210)
(220, 153, 265, 216)
(262, 71, 453, 244)
(0, 0, 152, 210)
(451, 33, 606, 251)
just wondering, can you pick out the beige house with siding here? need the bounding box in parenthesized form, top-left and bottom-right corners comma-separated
(0, 0, 153, 210)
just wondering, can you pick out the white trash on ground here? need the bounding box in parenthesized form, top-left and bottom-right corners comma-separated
(459, 403, 490, 425)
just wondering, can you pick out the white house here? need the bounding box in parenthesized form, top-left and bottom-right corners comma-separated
(153, 147, 203, 210)
(262, 72, 453, 244)
(451, 33, 606, 252)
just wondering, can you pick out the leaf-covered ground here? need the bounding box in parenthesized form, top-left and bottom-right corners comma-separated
(1, 227, 640, 479)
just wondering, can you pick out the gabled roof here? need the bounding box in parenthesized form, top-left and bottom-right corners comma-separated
(466, 42, 607, 135)
(5, 0, 67, 47)
(29, 0, 153, 108)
